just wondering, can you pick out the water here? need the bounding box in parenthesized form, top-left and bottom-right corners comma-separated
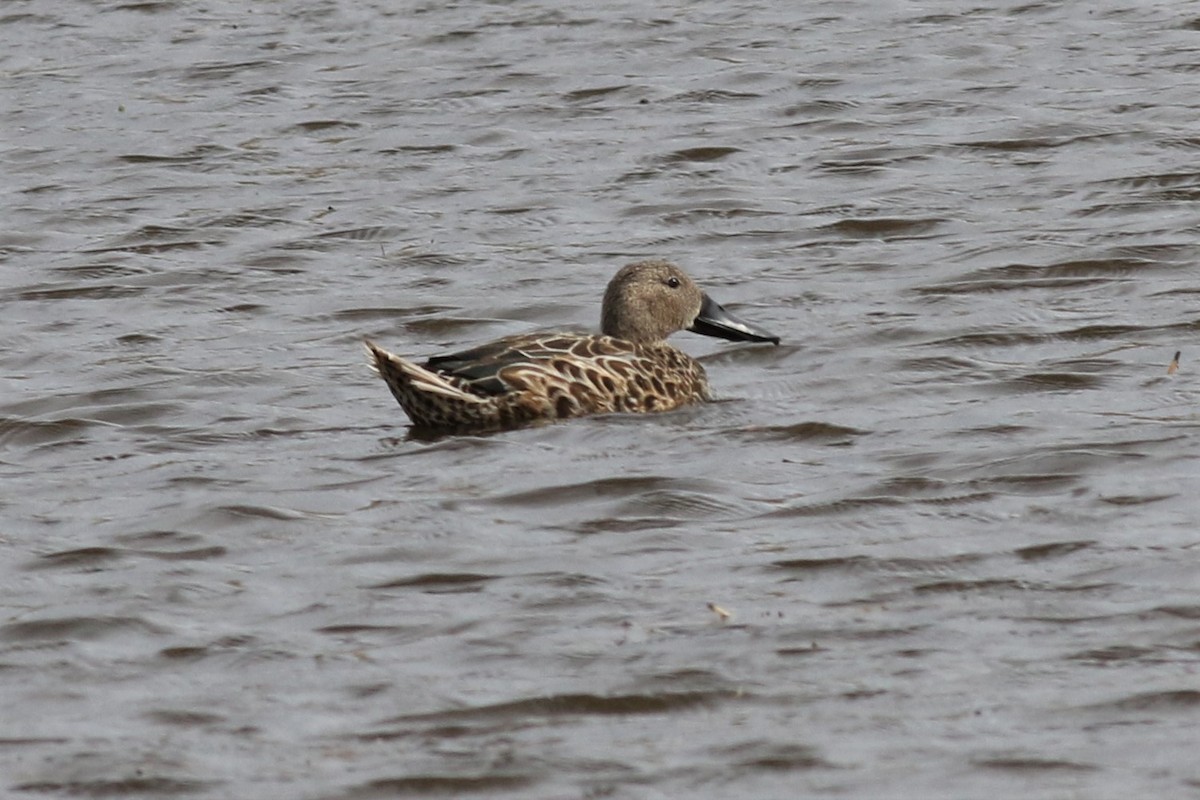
(4, 0, 1200, 796)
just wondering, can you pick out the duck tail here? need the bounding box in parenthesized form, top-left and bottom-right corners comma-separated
(364, 340, 489, 426)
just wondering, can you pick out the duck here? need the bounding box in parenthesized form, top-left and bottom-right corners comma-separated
(365, 259, 779, 432)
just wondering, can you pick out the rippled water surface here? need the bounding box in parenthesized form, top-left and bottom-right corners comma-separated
(5, 0, 1200, 796)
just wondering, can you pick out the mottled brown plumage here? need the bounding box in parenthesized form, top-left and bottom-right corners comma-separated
(366, 260, 779, 432)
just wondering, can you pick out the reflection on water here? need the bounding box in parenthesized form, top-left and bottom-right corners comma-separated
(4, 0, 1200, 796)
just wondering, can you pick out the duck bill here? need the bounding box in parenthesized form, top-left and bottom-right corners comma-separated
(688, 294, 780, 345)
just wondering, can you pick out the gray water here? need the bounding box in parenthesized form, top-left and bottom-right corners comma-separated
(4, 0, 1200, 797)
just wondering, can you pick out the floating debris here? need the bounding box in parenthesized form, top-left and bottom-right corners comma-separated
(1168, 350, 1181, 375)
(707, 602, 732, 621)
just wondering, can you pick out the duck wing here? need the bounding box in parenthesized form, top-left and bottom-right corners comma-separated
(424, 332, 635, 396)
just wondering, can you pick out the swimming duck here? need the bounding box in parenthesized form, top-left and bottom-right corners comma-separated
(365, 259, 779, 431)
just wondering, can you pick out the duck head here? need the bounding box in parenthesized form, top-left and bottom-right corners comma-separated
(600, 260, 780, 345)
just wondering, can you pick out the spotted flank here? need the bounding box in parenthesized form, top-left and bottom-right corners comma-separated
(366, 259, 779, 432)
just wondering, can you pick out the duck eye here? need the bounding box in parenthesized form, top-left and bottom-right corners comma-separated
(665, 276, 680, 288)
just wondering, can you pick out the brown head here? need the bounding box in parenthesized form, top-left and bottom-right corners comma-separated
(600, 260, 780, 346)
(601, 260, 704, 342)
